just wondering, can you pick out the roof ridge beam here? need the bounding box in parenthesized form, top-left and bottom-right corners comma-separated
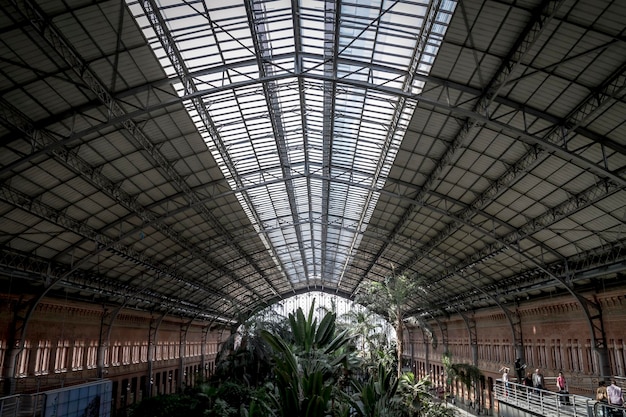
(139, 0, 286, 297)
(351, 0, 566, 291)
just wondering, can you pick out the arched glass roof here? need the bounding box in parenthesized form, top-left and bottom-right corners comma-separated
(0, 0, 625, 324)
(126, 0, 457, 293)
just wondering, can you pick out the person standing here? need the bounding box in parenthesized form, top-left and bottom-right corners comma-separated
(523, 372, 533, 389)
(501, 366, 510, 396)
(532, 368, 544, 395)
(596, 381, 609, 417)
(514, 358, 526, 382)
(556, 371, 570, 405)
(523, 372, 533, 400)
(607, 380, 623, 416)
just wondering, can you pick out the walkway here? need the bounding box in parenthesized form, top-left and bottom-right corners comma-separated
(494, 380, 625, 417)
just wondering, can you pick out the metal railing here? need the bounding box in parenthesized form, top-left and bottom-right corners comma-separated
(495, 379, 625, 417)
(0, 393, 45, 417)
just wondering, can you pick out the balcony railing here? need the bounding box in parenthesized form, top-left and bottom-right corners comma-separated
(495, 379, 625, 417)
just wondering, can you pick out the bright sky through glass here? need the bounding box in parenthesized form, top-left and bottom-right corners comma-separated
(126, 0, 457, 291)
(253, 291, 396, 341)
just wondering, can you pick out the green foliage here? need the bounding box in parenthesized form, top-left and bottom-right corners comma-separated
(213, 323, 274, 387)
(446, 362, 481, 392)
(215, 380, 252, 408)
(130, 302, 457, 417)
(372, 340, 398, 372)
(340, 308, 386, 365)
(211, 398, 237, 416)
(398, 371, 432, 415)
(355, 274, 420, 322)
(396, 371, 454, 416)
(244, 386, 276, 417)
(421, 404, 455, 417)
(442, 350, 481, 413)
(356, 273, 423, 378)
(261, 300, 355, 417)
(348, 362, 402, 417)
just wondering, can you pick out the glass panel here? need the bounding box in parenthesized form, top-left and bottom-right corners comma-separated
(126, 0, 457, 288)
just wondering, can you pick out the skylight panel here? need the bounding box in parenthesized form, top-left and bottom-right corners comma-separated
(127, 0, 456, 289)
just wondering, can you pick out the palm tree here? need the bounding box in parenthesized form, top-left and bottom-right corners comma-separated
(340, 308, 381, 358)
(355, 272, 421, 379)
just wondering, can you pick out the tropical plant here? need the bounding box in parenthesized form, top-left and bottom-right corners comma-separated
(213, 310, 285, 387)
(398, 371, 432, 416)
(261, 301, 355, 417)
(348, 362, 402, 417)
(447, 362, 481, 393)
(356, 272, 422, 378)
(340, 308, 381, 357)
(131, 301, 456, 417)
(421, 404, 455, 417)
(241, 385, 276, 417)
(213, 327, 273, 387)
(442, 352, 482, 411)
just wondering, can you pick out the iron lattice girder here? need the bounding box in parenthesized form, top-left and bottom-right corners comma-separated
(0, 98, 252, 297)
(422, 239, 626, 316)
(0, 247, 226, 321)
(318, 0, 338, 288)
(12, 69, 624, 177)
(0, 99, 253, 306)
(14, 0, 280, 299)
(97, 304, 126, 377)
(5, 67, 623, 189)
(471, 59, 626, 210)
(174, 72, 625, 186)
(396, 57, 626, 275)
(422, 0, 566, 203)
(457, 310, 479, 366)
(3, 95, 618, 305)
(343, 0, 447, 290)
(0, 182, 239, 310)
(393, 0, 612, 278)
(244, 0, 311, 288)
(0, 248, 51, 278)
(433, 178, 623, 280)
(480, 0, 566, 106)
(28, 55, 625, 162)
(140, 0, 287, 297)
(3, 154, 604, 298)
(3, 0, 620, 300)
(450, 239, 626, 309)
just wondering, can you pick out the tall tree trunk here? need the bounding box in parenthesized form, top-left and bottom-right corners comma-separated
(396, 308, 403, 379)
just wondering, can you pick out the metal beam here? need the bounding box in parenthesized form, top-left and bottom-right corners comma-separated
(244, 0, 310, 290)
(335, 0, 443, 290)
(319, 0, 339, 292)
(0, 248, 230, 320)
(457, 310, 478, 367)
(139, 0, 285, 298)
(0, 81, 256, 309)
(354, 0, 568, 291)
(146, 312, 166, 398)
(11, 0, 280, 300)
(0, 184, 237, 310)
